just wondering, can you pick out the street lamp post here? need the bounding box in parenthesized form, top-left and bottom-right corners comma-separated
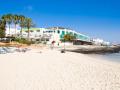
(61, 39, 66, 53)
(64, 39, 65, 51)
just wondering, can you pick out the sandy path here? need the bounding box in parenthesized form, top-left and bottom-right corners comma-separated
(0, 49, 120, 90)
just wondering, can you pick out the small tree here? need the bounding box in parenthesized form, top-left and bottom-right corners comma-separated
(62, 34, 76, 52)
(63, 34, 76, 42)
(0, 20, 6, 38)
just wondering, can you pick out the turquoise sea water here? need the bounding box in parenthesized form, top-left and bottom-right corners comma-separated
(89, 53, 120, 63)
(101, 53, 120, 62)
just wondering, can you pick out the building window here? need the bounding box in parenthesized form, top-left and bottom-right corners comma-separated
(37, 30, 40, 32)
(70, 32, 73, 35)
(57, 30, 60, 34)
(30, 30, 33, 32)
(74, 33, 77, 38)
(60, 35, 63, 39)
(66, 31, 68, 34)
(62, 31, 65, 35)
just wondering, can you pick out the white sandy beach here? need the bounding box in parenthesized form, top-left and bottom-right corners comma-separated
(0, 48, 120, 90)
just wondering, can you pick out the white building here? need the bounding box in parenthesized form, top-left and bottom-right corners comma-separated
(5, 27, 91, 45)
(5, 27, 20, 37)
(21, 27, 90, 45)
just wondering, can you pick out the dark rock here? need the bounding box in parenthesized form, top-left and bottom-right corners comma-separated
(65, 45, 120, 54)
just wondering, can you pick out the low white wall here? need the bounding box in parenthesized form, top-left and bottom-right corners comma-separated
(47, 42, 73, 47)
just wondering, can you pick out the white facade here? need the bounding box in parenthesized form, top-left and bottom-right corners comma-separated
(5, 28, 20, 37)
(21, 28, 72, 45)
(5, 27, 111, 46)
(92, 38, 110, 46)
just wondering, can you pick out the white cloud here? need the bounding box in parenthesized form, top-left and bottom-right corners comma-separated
(27, 5, 33, 11)
(24, 5, 33, 11)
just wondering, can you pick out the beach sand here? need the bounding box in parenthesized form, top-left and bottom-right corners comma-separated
(0, 48, 120, 90)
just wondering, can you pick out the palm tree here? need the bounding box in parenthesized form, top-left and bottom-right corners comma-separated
(13, 14, 19, 36)
(19, 15, 25, 37)
(24, 18, 34, 40)
(1, 14, 12, 35)
(63, 34, 76, 52)
(7, 14, 13, 35)
(0, 19, 6, 38)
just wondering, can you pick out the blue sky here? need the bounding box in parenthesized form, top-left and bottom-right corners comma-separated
(0, 0, 120, 43)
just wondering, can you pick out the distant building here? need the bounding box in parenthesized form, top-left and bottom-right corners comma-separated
(92, 38, 110, 46)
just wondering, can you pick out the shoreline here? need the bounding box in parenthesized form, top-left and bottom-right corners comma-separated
(87, 53, 120, 63)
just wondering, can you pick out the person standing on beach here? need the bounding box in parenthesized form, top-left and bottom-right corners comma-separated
(50, 41, 55, 50)
(58, 43, 59, 46)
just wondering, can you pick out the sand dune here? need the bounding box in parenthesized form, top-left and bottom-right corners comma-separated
(0, 49, 120, 90)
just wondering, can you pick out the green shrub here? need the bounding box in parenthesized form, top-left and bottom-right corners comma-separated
(14, 38, 35, 45)
(0, 20, 5, 38)
(43, 41, 47, 45)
